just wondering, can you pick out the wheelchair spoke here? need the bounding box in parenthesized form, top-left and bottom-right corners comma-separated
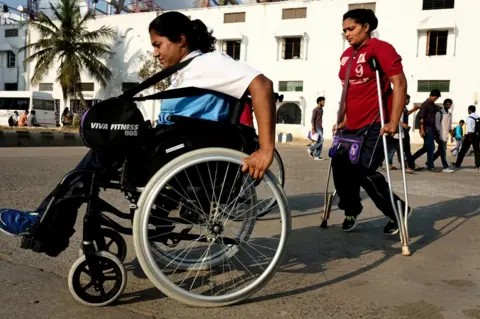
(135, 149, 290, 305)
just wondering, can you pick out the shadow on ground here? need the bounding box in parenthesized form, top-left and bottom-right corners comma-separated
(120, 195, 480, 306)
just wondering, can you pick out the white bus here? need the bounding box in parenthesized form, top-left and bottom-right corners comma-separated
(0, 91, 56, 127)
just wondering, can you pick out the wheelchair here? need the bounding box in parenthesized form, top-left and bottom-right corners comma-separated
(19, 90, 292, 308)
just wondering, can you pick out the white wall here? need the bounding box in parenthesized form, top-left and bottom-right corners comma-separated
(26, 0, 479, 144)
(0, 24, 26, 91)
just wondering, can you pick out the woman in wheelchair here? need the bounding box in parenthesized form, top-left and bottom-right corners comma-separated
(0, 11, 276, 237)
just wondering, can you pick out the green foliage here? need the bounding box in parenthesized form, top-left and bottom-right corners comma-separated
(137, 52, 171, 92)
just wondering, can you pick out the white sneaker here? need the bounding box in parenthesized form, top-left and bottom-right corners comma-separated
(443, 168, 454, 173)
(307, 149, 314, 159)
(314, 157, 325, 161)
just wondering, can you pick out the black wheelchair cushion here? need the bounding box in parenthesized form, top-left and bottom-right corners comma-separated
(80, 97, 150, 154)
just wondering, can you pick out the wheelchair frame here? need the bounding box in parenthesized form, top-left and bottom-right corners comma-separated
(20, 93, 291, 308)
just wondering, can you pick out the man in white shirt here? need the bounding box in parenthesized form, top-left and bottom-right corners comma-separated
(454, 105, 480, 169)
(433, 99, 454, 173)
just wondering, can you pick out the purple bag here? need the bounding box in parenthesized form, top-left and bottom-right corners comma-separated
(328, 130, 366, 165)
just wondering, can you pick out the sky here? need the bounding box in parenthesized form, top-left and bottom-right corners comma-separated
(2, 0, 200, 13)
(1, 0, 244, 23)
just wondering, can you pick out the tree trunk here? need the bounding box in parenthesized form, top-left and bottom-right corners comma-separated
(77, 91, 89, 111)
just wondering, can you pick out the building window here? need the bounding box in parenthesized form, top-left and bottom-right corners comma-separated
(426, 30, 448, 56)
(224, 12, 245, 23)
(417, 80, 450, 92)
(277, 103, 302, 125)
(77, 82, 94, 91)
(282, 37, 302, 60)
(348, 2, 376, 12)
(121, 82, 139, 92)
(4, 83, 18, 91)
(282, 8, 307, 20)
(39, 83, 54, 91)
(279, 81, 303, 92)
(5, 28, 18, 37)
(222, 40, 241, 60)
(422, 0, 454, 10)
(7, 51, 15, 68)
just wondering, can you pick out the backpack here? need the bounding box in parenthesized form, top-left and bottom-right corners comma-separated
(7, 115, 14, 127)
(470, 116, 480, 136)
(79, 57, 205, 154)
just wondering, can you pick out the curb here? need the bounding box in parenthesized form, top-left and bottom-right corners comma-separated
(0, 130, 84, 147)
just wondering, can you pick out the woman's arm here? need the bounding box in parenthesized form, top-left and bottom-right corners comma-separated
(242, 74, 275, 179)
(248, 75, 275, 152)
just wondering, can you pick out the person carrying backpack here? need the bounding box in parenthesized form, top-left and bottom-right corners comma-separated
(451, 120, 464, 156)
(453, 105, 480, 169)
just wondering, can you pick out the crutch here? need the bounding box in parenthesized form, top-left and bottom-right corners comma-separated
(320, 158, 336, 228)
(370, 57, 411, 256)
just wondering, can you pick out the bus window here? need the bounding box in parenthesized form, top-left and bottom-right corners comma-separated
(44, 100, 55, 111)
(0, 97, 30, 110)
(33, 99, 46, 110)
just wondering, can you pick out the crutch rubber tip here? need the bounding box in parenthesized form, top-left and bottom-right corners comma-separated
(320, 220, 328, 229)
(401, 246, 411, 256)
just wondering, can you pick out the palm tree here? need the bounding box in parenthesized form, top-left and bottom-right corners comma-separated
(20, 0, 115, 110)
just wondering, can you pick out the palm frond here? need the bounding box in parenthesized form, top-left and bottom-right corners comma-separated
(25, 20, 57, 39)
(19, 38, 57, 53)
(77, 52, 112, 87)
(29, 49, 58, 85)
(81, 26, 116, 43)
(74, 42, 113, 58)
(76, 8, 96, 29)
(34, 11, 59, 33)
(23, 47, 56, 65)
(49, 0, 65, 22)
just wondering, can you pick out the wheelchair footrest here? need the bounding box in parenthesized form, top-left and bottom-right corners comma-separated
(20, 227, 75, 257)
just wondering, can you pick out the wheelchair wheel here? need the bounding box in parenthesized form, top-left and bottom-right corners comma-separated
(133, 147, 291, 307)
(255, 148, 285, 218)
(78, 228, 127, 263)
(68, 251, 127, 307)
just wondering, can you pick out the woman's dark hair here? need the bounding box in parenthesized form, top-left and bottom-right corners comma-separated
(343, 9, 378, 33)
(149, 11, 216, 53)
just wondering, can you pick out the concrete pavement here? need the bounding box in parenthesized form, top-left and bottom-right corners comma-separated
(0, 146, 479, 319)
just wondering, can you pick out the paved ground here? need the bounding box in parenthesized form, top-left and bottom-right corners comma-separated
(0, 145, 479, 319)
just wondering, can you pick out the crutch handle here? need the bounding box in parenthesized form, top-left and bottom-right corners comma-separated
(368, 57, 381, 72)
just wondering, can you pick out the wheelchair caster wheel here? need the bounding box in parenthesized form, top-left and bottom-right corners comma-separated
(68, 251, 127, 307)
(78, 228, 127, 263)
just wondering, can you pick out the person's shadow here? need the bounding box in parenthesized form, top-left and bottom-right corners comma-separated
(244, 194, 480, 304)
(117, 195, 480, 306)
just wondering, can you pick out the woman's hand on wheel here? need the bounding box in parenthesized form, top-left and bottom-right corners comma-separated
(242, 148, 274, 180)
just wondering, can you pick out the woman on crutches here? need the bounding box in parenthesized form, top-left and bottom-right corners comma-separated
(329, 8, 412, 237)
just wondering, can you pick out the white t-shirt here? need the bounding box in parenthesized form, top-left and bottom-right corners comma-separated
(158, 50, 261, 125)
(466, 113, 479, 134)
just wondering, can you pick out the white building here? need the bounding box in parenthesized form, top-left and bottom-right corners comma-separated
(0, 23, 27, 91)
(26, 0, 478, 143)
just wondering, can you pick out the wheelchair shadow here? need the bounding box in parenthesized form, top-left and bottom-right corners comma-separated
(260, 191, 370, 221)
(242, 195, 480, 305)
(115, 195, 479, 306)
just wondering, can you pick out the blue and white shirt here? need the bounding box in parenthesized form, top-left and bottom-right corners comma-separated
(157, 50, 262, 125)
